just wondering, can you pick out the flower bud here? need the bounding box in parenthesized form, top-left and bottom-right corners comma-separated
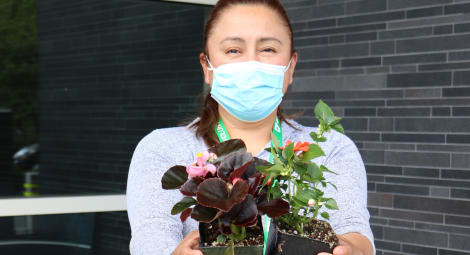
(308, 199, 315, 207)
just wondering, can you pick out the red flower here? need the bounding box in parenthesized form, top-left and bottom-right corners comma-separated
(293, 141, 309, 153)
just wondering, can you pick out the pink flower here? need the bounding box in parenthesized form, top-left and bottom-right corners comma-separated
(308, 199, 315, 207)
(187, 151, 217, 178)
(186, 165, 206, 178)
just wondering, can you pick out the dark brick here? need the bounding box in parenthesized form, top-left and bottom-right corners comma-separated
(341, 117, 368, 131)
(404, 167, 440, 178)
(380, 27, 432, 40)
(407, 6, 443, 19)
(443, 87, 470, 97)
(451, 188, 470, 199)
(404, 88, 442, 98)
(385, 151, 450, 167)
(378, 107, 430, 117)
(394, 195, 470, 215)
(339, 11, 404, 26)
(342, 57, 381, 67)
(329, 35, 345, 44)
(396, 118, 470, 132)
(420, 61, 470, 71)
(433, 107, 451, 116)
(360, 149, 385, 164)
(370, 118, 394, 131)
(386, 176, 470, 188)
(375, 240, 401, 252)
(345, 108, 377, 116)
(397, 34, 470, 53)
(388, 98, 470, 106)
(287, 3, 345, 22)
(455, 22, 470, 33)
(345, 32, 377, 42)
(384, 227, 448, 247)
(446, 215, 470, 226)
(434, 24, 453, 35)
(383, 53, 446, 65)
(449, 234, 470, 251)
(387, 72, 452, 88)
(296, 23, 386, 38)
(439, 248, 470, 255)
(453, 107, 470, 116)
(345, 0, 387, 15)
(296, 60, 339, 70)
(377, 183, 429, 195)
(382, 133, 445, 143)
(297, 43, 370, 60)
(368, 192, 393, 207)
(402, 244, 438, 255)
(371, 225, 384, 239)
(454, 71, 470, 85)
(371, 40, 395, 55)
(447, 135, 470, 144)
(347, 132, 381, 141)
(442, 169, 470, 180)
(389, 0, 452, 10)
(380, 208, 443, 223)
(445, 3, 470, 14)
(449, 50, 470, 61)
(336, 89, 402, 99)
(366, 165, 402, 175)
(452, 153, 470, 168)
(306, 18, 337, 29)
(389, 219, 414, 228)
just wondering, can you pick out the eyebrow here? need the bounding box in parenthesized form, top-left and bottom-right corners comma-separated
(220, 37, 283, 45)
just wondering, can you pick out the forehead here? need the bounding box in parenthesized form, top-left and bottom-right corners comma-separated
(209, 4, 290, 42)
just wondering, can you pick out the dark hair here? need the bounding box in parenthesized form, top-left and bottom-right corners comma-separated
(191, 0, 297, 147)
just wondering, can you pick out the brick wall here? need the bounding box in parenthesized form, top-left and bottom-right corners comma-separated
(280, 0, 470, 254)
(37, 1, 209, 254)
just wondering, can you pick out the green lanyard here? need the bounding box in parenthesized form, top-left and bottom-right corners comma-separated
(214, 117, 282, 255)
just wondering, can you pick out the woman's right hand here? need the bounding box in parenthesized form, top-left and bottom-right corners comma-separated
(172, 230, 204, 255)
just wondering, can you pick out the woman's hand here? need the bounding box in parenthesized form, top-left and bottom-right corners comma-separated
(318, 233, 373, 255)
(172, 230, 203, 255)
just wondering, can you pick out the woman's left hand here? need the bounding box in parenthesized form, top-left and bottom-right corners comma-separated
(318, 233, 372, 255)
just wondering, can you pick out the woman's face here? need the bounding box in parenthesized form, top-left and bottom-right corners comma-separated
(200, 4, 298, 93)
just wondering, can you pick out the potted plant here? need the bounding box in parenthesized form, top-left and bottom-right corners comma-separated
(161, 139, 289, 255)
(260, 100, 343, 255)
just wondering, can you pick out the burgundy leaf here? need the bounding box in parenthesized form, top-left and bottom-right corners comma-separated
(180, 208, 192, 222)
(243, 157, 270, 179)
(233, 194, 258, 226)
(162, 165, 188, 190)
(217, 151, 253, 182)
(257, 196, 290, 218)
(209, 139, 247, 164)
(180, 177, 204, 196)
(247, 172, 263, 195)
(196, 178, 249, 212)
(191, 205, 220, 223)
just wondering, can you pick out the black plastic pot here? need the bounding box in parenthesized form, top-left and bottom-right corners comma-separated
(198, 222, 263, 255)
(265, 220, 334, 255)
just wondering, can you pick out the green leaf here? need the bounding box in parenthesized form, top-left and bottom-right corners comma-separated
(171, 197, 197, 215)
(295, 189, 316, 204)
(320, 165, 337, 175)
(282, 142, 294, 161)
(301, 144, 325, 162)
(321, 211, 330, 220)
(314, 100, 335, 124)
(310, 132, 326, 143)
(331, 123, 345, 134)
(325, 199, 339, 210)
(306, 163, 323, 181)
(217, 234, 227, 244)
(161, 165, 188, 190)
(327, 181, 337, 190)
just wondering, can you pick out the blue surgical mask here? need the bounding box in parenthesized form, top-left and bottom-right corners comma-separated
(207, 57, 291, 122)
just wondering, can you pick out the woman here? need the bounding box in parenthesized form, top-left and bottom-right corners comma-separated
(126, 0, 374, 254)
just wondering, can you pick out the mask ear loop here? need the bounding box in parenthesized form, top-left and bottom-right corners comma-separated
(205, 55, 215, 70)
(284, 58, 292, 72)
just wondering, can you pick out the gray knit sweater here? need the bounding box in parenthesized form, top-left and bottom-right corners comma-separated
(126, 119, 374, 254)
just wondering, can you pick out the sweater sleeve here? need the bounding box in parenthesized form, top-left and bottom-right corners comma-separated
(126, 130, 184, 255)
(322, 131, 375, 253)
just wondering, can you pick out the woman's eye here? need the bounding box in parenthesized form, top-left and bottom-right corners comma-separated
(262, 48, 276, 53)
(226, 49, 240, 54)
